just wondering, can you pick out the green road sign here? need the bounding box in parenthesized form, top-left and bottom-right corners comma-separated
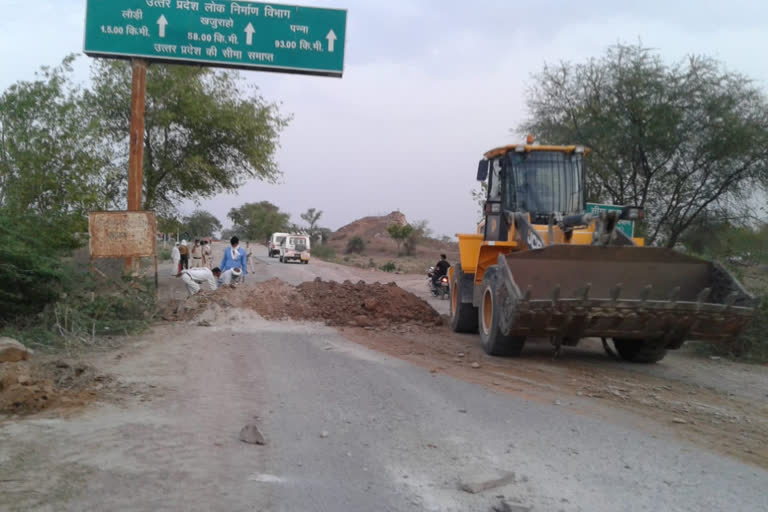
(586, 203, 635, 238)
(84, 0, 347, 77)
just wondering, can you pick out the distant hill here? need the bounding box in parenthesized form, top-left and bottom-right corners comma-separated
(325, 212, 459, 273)
(330, 211, 408, 243)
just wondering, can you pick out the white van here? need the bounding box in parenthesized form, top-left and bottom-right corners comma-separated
(279, 235, 311, 264)
(268, 232, 289, 258)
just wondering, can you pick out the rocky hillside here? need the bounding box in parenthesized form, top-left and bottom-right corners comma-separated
(324, 211, 459, 273)
(329, 211, 408, 243)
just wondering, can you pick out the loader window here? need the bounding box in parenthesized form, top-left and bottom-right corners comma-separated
(505, 151, 584, 218)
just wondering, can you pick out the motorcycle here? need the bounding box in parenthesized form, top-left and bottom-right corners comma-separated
(427, 266, 450, 300)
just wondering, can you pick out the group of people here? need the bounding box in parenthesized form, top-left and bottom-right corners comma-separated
(173, 236, 452, 298)
(171, 239, 213, 273)
(174, 236, 250, 296)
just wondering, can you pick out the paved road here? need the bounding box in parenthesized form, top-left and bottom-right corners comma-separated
(2, 249, 766, 511)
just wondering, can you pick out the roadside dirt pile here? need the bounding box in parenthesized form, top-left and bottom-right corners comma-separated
(0, 360, 112, 415)
(174, 278, 442, 328)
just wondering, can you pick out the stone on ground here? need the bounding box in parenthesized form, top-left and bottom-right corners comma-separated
(0, 337, 33, 363)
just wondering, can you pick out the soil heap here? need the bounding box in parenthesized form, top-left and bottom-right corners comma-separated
(0, 360, 112, 415)
(177, 278, 442, 328)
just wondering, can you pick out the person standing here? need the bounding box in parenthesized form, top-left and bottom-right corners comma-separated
(190, 239, 202, 268)
(201, 240, 213, 268)
(178, 240, 190, 270)
(171, 242, 181, 276)
(178, 266, 221, 296)
(245, 241, 254, 274)
(219, 236, 248, 281)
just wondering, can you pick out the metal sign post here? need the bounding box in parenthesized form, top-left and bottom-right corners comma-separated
(126, 58, 148, 273)
(127, 59, 148, 212)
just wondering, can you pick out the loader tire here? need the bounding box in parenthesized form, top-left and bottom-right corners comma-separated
(449, 264, 478, 333)
(478, 267, 526, 357)
(613, 338, 667, 363)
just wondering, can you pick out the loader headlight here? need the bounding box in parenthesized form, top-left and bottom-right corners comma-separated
(574, 145, 585, 154)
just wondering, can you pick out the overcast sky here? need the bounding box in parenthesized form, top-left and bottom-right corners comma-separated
(2, 0, 767, 237)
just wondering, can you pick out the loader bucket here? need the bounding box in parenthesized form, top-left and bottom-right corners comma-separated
(497, 245, 756, 345)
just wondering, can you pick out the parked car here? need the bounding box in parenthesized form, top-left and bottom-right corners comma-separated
(279, 235, 311, 264)
(268, 232, 289, 257)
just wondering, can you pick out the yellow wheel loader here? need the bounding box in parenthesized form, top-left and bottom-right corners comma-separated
(449, 141, 756, 363)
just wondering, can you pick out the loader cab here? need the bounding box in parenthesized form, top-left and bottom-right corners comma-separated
(478, 145, 587, 240)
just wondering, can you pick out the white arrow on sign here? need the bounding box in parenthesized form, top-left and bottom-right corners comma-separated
(244, 22, 255, 45)
(326, 29, 337, 52)
(157, 15, 168, 38)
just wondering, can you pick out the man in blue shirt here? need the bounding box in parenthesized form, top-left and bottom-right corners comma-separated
(219, 236, 248, 281)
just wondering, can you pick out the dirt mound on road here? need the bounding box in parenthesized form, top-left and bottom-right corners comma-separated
(294, 279, 441, 327)
(174, 278, 442, 328)
(0, 360, 112, 415)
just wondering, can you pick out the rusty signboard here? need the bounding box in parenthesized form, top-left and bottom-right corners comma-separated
(89, 211, 157, 259)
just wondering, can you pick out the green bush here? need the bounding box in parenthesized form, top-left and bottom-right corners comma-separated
(0, 213, 76, 323)
(379, 261, 396, 272)
(1, 272, 156, 351)
(312, 244, 336, 260)
(0, 211, 156, 351)
(157, 247, 172, 261)
(737, 296, 768, 361)
(346, 236, 365, 254)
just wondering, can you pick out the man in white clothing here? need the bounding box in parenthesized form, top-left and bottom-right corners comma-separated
(171, 242, 181, 276)
(179, 266, 221, 295)
(218, 267, 242, 287)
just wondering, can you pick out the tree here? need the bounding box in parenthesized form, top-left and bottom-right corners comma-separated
(0, 55, 120, 227)
(88, 60, 290, 211)
(387, 223, 414, 255)
(0, 213, 74, 322)
(403, 220, 431, 256)
(300, 208, 324, 244)
(317, 227, 332, 245)
(681, 220, 768, 264)
(228, 201, 290, 242)
(346, 236, 365, 254)
(521, 43, 768, 247)
(157, 215, 183, 238)
(183, 210, 222, 238)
